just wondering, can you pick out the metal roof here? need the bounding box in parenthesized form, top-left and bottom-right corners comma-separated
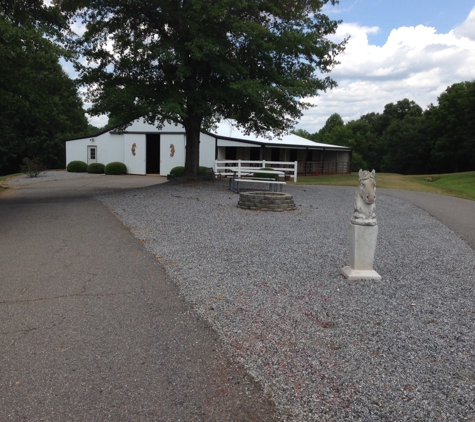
(212, 120, 350, 150)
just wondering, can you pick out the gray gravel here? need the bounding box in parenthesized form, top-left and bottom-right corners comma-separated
(98, 181, 475, 421)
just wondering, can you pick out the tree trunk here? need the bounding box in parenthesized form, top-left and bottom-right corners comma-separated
(182, 116, 202, 178)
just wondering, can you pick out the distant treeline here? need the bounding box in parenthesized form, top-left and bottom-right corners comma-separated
(294, 80, 475, 174)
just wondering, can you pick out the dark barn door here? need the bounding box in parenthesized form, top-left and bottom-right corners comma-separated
(146, 134, 160, 174)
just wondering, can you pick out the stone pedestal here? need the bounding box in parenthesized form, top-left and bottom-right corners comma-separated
(341, 223, 381, 280)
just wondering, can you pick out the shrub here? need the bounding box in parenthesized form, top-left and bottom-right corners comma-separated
(253, 167, 278, 180)
(87, 163, 105, 174)
(169, 166, 185, 177)
(67, 160, 87, 173)
(199, 166, 215, 179)
(20, 157, 45, 178)
(168, 166, 214, 179)
(105, 162, 127, 175)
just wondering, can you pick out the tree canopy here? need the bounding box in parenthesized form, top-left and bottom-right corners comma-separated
(0, 1, 88, 175)
(296, 83, 475, 175)
(59, 0, 346, 177)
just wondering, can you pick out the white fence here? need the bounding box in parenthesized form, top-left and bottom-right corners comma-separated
(214, 160, 298, 182)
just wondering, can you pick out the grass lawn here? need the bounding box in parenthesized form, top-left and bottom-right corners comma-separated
(294, 171, 475, 201)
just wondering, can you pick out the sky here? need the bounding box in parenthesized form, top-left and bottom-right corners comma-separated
(297, 0, 475, 132)
(57, 0, 475, 131)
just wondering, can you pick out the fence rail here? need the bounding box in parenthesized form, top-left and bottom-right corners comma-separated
(215, 160, 298, 182)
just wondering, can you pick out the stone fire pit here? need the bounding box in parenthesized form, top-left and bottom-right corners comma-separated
(237, 191, 296, 211)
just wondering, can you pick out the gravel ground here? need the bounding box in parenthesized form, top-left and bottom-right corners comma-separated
(96, 180, 473, 420)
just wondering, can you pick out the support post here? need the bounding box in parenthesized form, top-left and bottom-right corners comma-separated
(341, 223, 381, 280)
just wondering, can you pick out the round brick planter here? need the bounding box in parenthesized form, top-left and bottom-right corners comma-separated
(237, 191, 296, 211)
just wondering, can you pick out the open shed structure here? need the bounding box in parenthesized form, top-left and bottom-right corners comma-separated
(66, 119, 352, 176)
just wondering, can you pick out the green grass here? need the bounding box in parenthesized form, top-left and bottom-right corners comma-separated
(294, 171, 475, 201)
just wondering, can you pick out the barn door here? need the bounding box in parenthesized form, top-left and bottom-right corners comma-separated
(146, 134, 161, 173)
(87, 146, 97, 164)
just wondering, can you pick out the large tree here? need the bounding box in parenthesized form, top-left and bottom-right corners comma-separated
(59, 0, 346, 177)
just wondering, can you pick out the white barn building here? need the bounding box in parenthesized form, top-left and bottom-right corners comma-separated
(65, 119, 352, 175)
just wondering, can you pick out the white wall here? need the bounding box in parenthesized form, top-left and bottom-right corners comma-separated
(66, 132, 125, 169)
(66, 138, 89, 165)
(199, 133, 216, 168)
(99, 133, 124, 164)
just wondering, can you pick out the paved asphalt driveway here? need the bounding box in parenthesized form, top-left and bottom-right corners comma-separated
(0, 174, 276, 421)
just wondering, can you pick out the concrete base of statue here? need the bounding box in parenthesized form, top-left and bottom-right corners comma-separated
(341, 223, 381, 280)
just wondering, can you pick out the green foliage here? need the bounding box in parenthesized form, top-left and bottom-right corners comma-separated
(253, 168, 279, 180)
(292, 129, 313, 140)
(61, 0, 345, 177)
(300, 83, 475, 175)
(0, 6, 88, 176)
(105, 162, 127, 175)
(169, 166, 185, 177)
(318, 113, 345, 141)
(67, 161, 87, 172)
(198, 166, 209, 176)
(350, 152, 367, 172)
(430, 81, 475, 173)
(19, 157, 46, 178)
(87, 163, 105, 174)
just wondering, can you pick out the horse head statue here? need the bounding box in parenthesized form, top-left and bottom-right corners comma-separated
(351, 169, 377, 226)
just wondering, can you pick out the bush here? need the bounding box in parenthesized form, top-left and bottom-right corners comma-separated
(169, 166, 214, 179)
(67, 160, 87, 173)
(253, 167, 278, 180)
(104, 162, 127, 175)
(169, 166, 185, 177)
(199, 166, 215, 179)
(20, 157, 45, 178)
(87, 163, 105, 174)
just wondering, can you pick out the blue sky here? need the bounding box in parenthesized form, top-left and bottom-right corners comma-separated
(296, 1, 475, 133)
(326, 0, 475, 46)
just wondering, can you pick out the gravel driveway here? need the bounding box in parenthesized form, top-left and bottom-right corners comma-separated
(96, 180, 475, 421)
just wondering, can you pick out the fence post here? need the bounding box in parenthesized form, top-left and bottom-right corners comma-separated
(294, 161, 297, 182)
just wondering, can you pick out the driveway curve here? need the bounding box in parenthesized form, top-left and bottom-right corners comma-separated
(379, 188, 475, 251)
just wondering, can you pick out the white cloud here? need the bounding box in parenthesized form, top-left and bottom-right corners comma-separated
(87, 114, 109, 128)
(297, 6, 475, 133)
(453, 7, 475, 40)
